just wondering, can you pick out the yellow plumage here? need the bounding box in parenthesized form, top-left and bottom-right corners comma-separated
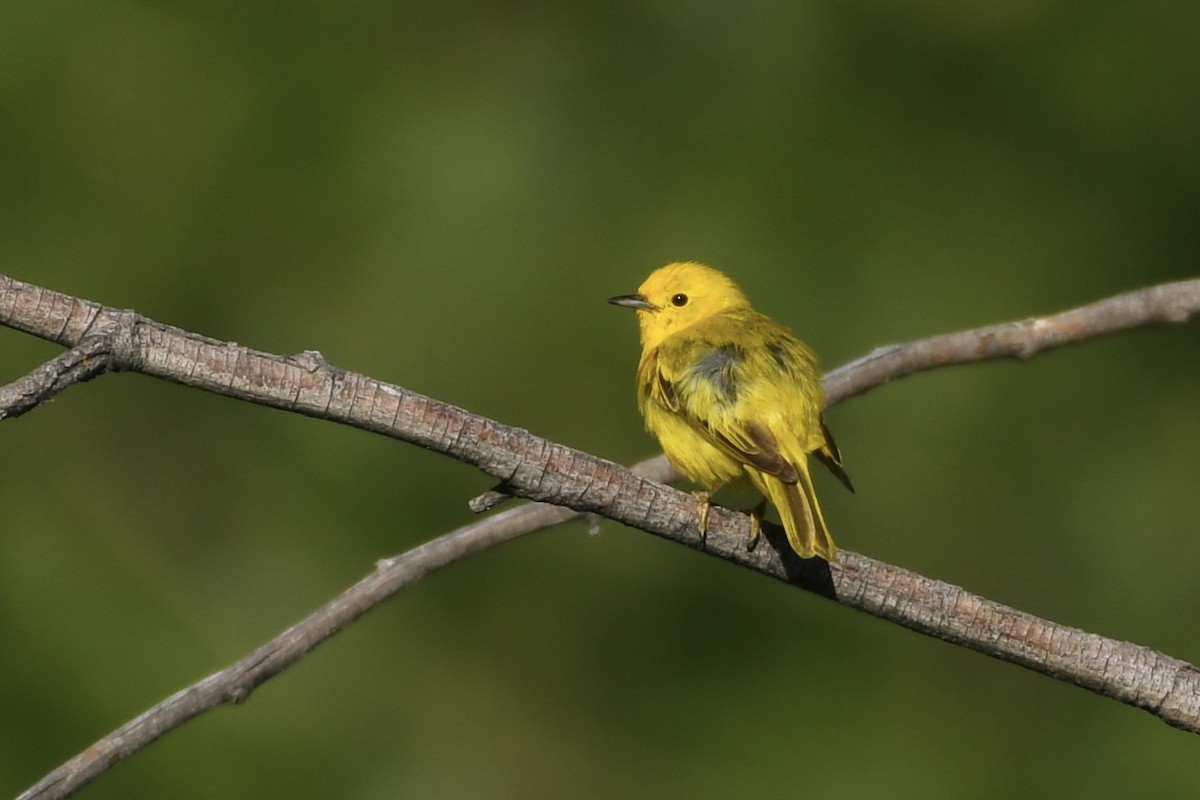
(609, 262, 852, 560)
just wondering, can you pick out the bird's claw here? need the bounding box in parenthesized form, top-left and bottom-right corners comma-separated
(691, 491, 712, 547)
(746, 500, 766, 552)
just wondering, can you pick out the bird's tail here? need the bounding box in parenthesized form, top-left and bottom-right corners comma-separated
(764, 462, 837, 561)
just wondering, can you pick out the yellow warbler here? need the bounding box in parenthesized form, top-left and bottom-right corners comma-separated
(609, 261, 852, 560)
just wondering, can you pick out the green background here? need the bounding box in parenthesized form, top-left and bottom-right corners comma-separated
(3, 1, 1199, 797)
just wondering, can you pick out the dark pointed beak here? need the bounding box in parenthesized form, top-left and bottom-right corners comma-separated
(607, 293, 653, 310)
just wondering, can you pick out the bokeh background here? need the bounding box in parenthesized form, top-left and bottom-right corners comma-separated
(2, 2, 1199, 797)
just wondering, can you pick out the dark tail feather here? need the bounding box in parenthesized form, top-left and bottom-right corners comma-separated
(767, 469, 837, 561)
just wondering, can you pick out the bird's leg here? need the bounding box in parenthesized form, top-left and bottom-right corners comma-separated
(691, 490, 713, 547)
(746, 499, 767, 552)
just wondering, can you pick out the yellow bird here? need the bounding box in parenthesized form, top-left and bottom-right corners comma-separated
(609, 261, 852, 560)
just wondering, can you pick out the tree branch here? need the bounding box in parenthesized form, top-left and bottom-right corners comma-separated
(0, 333, 113, 420)
(4, 274, 1200, 800)
(823, 277, 1200, 405)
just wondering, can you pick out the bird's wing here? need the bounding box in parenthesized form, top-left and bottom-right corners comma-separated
(712, 419, 799, 484)
(651, 329, 802, 485)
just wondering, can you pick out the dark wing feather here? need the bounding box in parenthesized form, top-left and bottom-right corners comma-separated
(706, 420, 799, 484)
(814, 417, 855, 493)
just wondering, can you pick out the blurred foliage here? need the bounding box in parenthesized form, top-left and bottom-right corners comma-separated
(2, 1, 1199, 797)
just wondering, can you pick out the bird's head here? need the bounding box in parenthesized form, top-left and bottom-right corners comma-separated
(608, 262, 750, 351)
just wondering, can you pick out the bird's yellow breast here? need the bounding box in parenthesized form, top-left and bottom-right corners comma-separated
(640, 385, 746, 488)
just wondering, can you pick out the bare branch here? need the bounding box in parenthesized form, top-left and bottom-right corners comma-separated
(4, 273, 1200, 800)
(14, 498, 590, 800)
(823, 277, 1200, 405)
(0, 333, 114, 420)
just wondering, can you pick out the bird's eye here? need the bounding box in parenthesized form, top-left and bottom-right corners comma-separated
(671, 293, 688, 307)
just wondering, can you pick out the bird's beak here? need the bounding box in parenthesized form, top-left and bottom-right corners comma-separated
(607, 293, 653, 310)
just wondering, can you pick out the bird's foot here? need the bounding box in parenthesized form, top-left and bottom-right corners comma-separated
(746, 499, 767, 552)
(691, 491, 712, 546)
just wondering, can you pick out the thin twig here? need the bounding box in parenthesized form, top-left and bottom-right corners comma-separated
(13, 499, 592, 800)
(0, 334, 114, 420)
(3, 274, 1200, 800)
